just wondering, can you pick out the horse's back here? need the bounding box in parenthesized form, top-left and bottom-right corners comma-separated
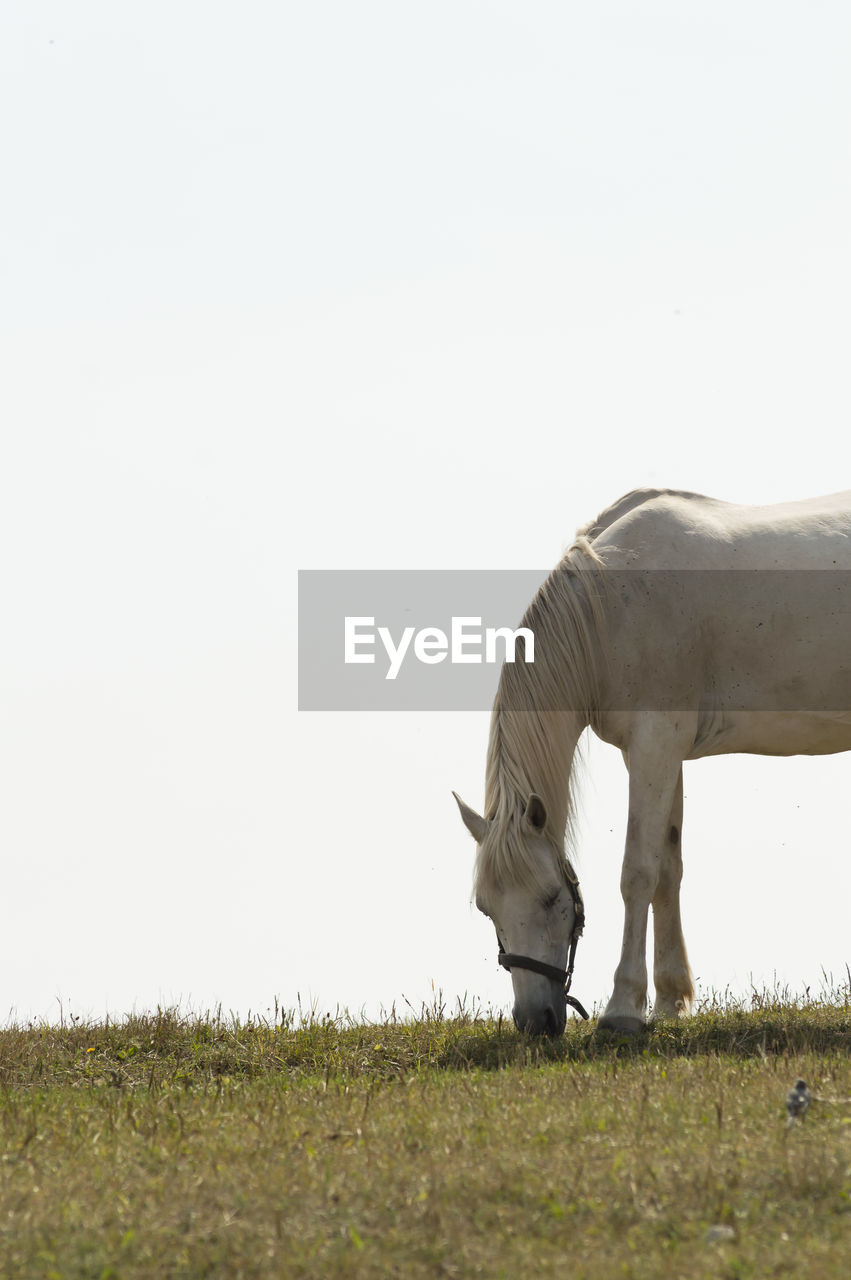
(577, 490, 851, 755)
(583, 488, 851, 569)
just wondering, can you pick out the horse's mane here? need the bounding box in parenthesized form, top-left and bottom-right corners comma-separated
(475, 537, 608, 898)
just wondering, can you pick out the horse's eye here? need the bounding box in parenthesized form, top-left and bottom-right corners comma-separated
(541, 890, 560, 910)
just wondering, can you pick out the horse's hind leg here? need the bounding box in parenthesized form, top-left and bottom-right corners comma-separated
(650, 767, 694, 1020)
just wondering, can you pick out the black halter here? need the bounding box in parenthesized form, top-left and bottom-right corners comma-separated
(496, 872, 589, 1021)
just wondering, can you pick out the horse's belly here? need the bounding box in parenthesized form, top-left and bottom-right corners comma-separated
(690, 710, 851, 758)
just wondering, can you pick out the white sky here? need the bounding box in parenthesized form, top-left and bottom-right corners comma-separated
(2, 3, 850, 1024)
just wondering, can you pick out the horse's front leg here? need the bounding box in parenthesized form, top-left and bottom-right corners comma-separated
(598, 718, 691, 1033)
(650, 767, 694, 1020)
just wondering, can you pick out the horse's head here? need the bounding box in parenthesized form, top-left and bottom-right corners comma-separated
(454, 790, 585, 1037)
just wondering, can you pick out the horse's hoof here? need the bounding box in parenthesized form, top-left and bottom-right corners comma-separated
(596, 1014, 645, 1035)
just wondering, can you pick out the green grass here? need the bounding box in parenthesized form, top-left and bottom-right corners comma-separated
(1, 990, 850, 1278)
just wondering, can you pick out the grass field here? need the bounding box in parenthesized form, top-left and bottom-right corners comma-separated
(1, 989, 850, 1279)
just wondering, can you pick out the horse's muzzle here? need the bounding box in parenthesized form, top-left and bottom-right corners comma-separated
(513, 998, 567, 1038)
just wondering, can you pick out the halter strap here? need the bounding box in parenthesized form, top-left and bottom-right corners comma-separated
(498, 935, 590, 1020)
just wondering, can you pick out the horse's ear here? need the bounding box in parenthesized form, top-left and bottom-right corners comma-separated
(523, 793, 547, 832)
(452, 792, 488, 843)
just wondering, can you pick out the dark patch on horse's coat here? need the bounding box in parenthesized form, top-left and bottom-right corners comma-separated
(669, 824, 680, 845)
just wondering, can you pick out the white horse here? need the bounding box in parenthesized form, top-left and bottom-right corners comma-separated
(455, 488, 851, 1035)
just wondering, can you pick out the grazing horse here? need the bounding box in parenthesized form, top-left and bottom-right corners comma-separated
(455, 488, 851, 1035)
